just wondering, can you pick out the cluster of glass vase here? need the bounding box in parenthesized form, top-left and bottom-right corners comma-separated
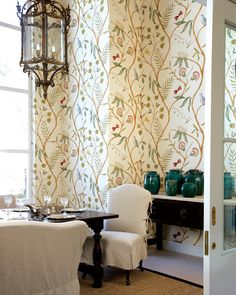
(144, 169, 205, 198)
(164, 169, 204, 198)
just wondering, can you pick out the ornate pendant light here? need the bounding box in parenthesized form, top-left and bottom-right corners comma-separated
(16, 0, 70, 99)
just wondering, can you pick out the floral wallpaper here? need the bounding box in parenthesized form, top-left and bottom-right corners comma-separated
(32, 0, 206, 248)
(109, 0, 205, 190)
(108, 0, 205, 247)
(32, 0, 110, 210)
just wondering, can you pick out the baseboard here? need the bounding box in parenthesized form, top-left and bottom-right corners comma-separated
(162, 240, 203, 258)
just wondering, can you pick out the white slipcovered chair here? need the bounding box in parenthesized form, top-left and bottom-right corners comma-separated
(81, 184, 152, 285)
(0, 220, 89, 295)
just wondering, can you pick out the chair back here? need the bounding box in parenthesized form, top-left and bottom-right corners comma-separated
(104, 184, 152, 235)
(0, 220, 89, 295)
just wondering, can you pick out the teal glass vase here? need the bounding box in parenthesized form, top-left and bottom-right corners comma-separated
(184, 169, 204, 195)
(165, 179, 177, 196)
(165, 169, 183, 194)
(144, 171, 160, 195)
(181, 182, 197, 198)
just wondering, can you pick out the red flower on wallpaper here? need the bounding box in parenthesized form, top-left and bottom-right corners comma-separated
(174, 85, 182, 95)
(174, 10, 183, 21)
(112, 53, 120, 61)
(60, 159, 66, 167)
(60, 97, 66, 104)
(112, 124, 119, 132)
(173, 159, 181, 167)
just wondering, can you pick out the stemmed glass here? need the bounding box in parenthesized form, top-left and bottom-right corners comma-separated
(43, 195, 52, 215)
(16, 198, 25, 219)
(4, 195, 13, 216)
(60, 196, 68, 215)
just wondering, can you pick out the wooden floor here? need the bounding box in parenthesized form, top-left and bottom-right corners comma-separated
(143, 246, 203, 286)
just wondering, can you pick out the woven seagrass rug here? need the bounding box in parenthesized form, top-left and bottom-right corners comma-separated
(79, 267, 203, 295)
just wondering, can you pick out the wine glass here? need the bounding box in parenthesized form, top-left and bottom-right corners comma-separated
(16, 198, 25, 219)
(60, 196, 68, 215)
(43, 195, 52, 215)
(4, 195, 13, 216)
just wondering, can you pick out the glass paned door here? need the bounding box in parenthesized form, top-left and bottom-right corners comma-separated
(204, 1, 236, 294)
(224, 24, 236, 251)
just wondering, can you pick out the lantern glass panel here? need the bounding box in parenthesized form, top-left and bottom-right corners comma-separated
(47, 16, 65, 63)
(23, 15, 42, 61)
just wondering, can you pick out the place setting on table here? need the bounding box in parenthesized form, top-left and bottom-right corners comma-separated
(0, 195, 31, 221)
(0, 195, 88, 222)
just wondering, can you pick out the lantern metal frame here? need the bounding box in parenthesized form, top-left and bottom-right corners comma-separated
(16, 0, 70, 98)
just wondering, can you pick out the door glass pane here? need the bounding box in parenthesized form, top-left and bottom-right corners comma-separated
(0, 90, 28, 150)
(0, 27, 28, 89)
(224, 24, 236, 250)
(224, 143, 236, 250)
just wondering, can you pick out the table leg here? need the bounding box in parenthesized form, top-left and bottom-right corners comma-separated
(87, 220, 104, 288)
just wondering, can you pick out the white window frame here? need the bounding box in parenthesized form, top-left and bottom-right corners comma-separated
(0, 20, 32, 200)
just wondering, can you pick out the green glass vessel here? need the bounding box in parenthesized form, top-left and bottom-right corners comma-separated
(165, 179, 177, 196)
(181, 182, 197, 198)
(144, 171, 160, 195)
(165, 169, 183, 194)
(184, 169, 204, 196)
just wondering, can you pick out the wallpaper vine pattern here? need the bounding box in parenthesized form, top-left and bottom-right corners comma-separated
(33, 0, 110, 210)
(109, 0, 205, 190)
(109, 0, 205, 247)
(65, 0, 110, 210)
(32, 0, 205, 247)
(32, 76, 72, 206)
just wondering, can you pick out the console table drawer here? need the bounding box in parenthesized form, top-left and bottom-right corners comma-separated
(150, 197, 204, 249)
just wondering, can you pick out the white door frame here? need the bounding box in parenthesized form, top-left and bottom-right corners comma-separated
(204, 0, 236, 294)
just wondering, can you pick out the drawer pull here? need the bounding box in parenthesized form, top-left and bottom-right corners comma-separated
(179, 208, 187, 219)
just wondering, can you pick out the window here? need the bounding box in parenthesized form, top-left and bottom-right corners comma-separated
(0, 1, 31, 197)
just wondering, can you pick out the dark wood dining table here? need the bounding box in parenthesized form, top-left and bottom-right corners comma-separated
(73, 210, 119, 288)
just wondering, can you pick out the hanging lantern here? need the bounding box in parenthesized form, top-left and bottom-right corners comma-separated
(16, 0, 70, 99)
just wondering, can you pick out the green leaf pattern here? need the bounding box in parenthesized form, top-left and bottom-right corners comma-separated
(32, 0, 210, 246)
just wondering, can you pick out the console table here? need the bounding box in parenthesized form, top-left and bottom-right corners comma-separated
(149, 194, 204, 249)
